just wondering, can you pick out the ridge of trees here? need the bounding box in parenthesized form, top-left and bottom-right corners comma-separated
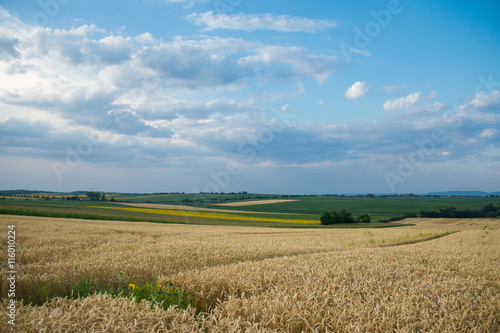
(420, 203, 500, 218)
(320, 209, 371, 225)
(86, 191, 106, 201)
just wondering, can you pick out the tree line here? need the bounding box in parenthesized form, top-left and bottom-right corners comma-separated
(420, 203, 500, 218)
(86, 191, 106, 201)
(320, 202, 499, 224)
(320, 209, 371, 225)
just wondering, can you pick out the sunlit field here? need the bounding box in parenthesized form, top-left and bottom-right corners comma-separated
(1, 215, 498, 332)
(89, 205, 319, 224)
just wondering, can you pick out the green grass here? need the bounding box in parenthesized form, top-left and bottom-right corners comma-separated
(206, 196, 500, 215)
(25, 273, 206, 313)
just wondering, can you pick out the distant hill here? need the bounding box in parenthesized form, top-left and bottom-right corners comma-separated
(0, 189, 55, 196)
(1, 189, 499, 197)
(425, 191, 499, 197)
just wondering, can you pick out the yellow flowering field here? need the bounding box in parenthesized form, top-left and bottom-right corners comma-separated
(89, 205, 319, 224)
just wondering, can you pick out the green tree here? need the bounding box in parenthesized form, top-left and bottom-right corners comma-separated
(483, 203, 496, 213)
(320, 212, 332, 225)
(86, 191, 102, 201)
(330, 211, 341, 224)
(357, 213, 371, 223)
(338, 208, 355, 223)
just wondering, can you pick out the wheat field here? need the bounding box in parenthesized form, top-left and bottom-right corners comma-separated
(0, 215, 498, 332)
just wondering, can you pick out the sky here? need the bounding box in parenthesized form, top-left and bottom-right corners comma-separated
(0, 0, 499, 194)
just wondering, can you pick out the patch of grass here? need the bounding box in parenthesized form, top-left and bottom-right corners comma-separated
(24, 273, 205, 313)
(416, 255, 431, 265)
(127, 280, 205, 312)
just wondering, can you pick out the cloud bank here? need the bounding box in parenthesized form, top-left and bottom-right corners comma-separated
(187, 12, 337, 32)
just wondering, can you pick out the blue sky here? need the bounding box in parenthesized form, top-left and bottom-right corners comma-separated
(0, 0, 499, 194)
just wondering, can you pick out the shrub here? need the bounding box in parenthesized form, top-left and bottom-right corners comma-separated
(338, 209, 355, 223)
(319, 209, 357, 224)
(320, 212, 332, 225)
(357, 213, 371, 223)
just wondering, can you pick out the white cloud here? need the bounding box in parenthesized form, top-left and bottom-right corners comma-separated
(187, 12, 337, 32)
(426, 102, 447, 113)
(0, 7, 337, 159)
(465, 90, 500, 111)
(165, 0, 209, 8)
(345, 81, 369, 99)
(134, 32, 155, 45)
(383, 91, 436, 111)
(0, 12, 339, 121)
(378, 84, 408, 94)
(406, 101, 447, 116)
(254, 160, 278, 168)
(284, 161, 332, 168)
(478, 128, 498, 139)
(384, 92, 421, 111)
(238, 45, 338, 83)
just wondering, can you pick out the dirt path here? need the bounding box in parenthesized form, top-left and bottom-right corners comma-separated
(214, 199, 299, 207)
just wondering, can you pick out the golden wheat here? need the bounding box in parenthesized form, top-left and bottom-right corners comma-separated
(0, 215, 498, 332)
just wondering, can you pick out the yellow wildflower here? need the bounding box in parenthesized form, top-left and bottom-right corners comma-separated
(129, 283, 136, 290)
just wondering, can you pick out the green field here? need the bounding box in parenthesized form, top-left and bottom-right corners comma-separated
(1, 192, 499, 227)
(216, 195, 500, 215)
(0, 200, 394, 228)
(109, 193, 499, 213)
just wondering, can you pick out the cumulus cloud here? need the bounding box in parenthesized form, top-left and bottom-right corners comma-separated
(0, 8, 336, 170)
(426, 102, 447, 113)
(383, 91, 436, 111)
(345, 81, 369, 99)
(238, 45, 338, 83)
(383, 92, 421, 111)
(0, 10, 339, 127)
(187, 12, 337, 32)
(405, 101, 448, 116)
(463, 90, 500, 112)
